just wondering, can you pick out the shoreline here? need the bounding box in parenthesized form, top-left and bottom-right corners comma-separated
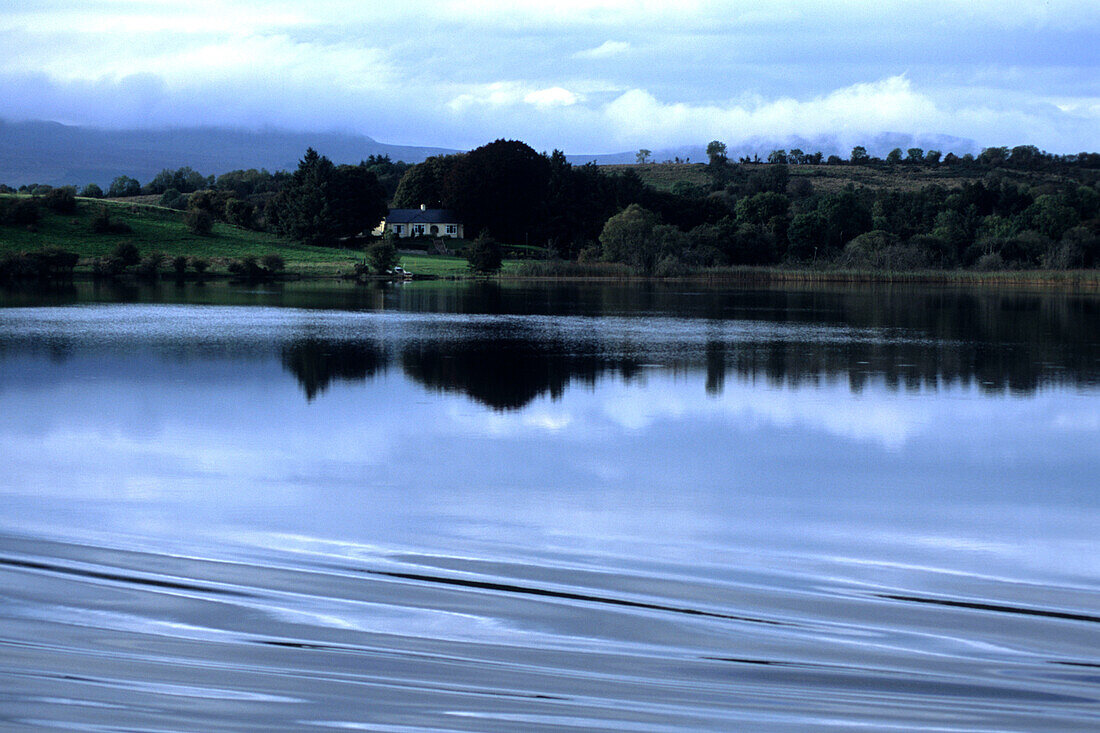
(14, 266, 1100, 292)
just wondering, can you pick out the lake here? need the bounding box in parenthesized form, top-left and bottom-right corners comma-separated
(1, 280, 1098, 731)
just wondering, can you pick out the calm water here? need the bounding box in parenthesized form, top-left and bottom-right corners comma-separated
(1, 281, 1098, 731)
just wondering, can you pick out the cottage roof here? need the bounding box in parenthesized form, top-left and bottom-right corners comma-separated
(385, 208, 461, 224)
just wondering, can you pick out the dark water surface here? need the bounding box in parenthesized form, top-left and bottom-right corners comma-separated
(1, 281, 1098, 731)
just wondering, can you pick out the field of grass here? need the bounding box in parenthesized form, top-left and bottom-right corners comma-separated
(601, 161, 1084, 195)
(600, 163, 711, 192)
(0, 196, 523, 278)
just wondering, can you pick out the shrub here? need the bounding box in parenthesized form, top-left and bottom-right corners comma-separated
(1, 198, 41, 226)
(224, 198, 256, 229)
(91, 206, 132, 234)
(135, 252, 165, 280)
(654, 254, 689, 277)
(171, 255, 189, 276)
(184, 208, 214, 236)
(189, 256, 210, 275)
(43, 186, 77, 213)
(107, 176, 141, 198)
(465, 232, 503, 274)
(91, 256, 127, 280)
(576, 244, 602, 263)
(110, 242, 141, 267)
(0, 249, 79, 283)
(974, 252, 1005, 271)
(188, 189, 231, 218)
(227, 255, 263, 280)
(260, 253, 284, 273)
(159, 188, 187, 210)
(80, 183, 104, 198)
(365, 239, 398, 274)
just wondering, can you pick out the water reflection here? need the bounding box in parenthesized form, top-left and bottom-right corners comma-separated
(1, 282, 1099, 732)
(281, 339, 390, 401)
(274, 314, 1098, 409)
(3, 282, 1098, 409)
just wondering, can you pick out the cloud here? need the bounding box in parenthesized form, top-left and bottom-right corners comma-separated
(524, 87, 580, 108)
(1, 1, 1099, 151)
(573, 41, 630, 59)
(601, 76, 938, 146)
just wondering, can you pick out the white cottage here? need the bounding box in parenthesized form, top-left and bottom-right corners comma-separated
(372, 205, 464, 239)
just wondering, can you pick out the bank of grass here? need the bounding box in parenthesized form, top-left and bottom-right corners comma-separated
(0, 195, 524, 278)
(511, 259, 1100, 288)
(0, 196, 358, 274)
(398, 251, 524, 277)
(688, 266, 1100, 289)
(602, 161, 1083, 195)
(510, 260, 635, 279)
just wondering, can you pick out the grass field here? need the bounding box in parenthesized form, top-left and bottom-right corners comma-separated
(600, 161, 1084, 195)
(0, 196, 514, 278)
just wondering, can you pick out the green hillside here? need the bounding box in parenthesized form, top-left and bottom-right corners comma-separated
(602, 161, 1088, 194)
(0, 196, 503, 277)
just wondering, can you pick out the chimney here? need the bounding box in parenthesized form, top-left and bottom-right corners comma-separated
(420, 203, 426, 211)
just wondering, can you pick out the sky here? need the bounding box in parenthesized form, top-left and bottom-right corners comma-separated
(1, 0, 1098, 153)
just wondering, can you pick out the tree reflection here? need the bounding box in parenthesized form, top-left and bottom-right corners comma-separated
(281, 339, 389, 400)
(401, 338, 639, 411)
(274, 285, 1100, 408)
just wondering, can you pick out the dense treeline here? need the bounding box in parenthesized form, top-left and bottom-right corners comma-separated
(2, 138, 1098, 273)
(383, 139, 1100, 271)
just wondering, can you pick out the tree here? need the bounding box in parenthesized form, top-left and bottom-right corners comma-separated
(365, 237, 399, 274)
(978, 146, 1009, 166)
(224, 198, 256, 228)
(185, 207, 214, 236)
(80, 183, 104, 198)
(1024, 194, 1079, 240)
(43, 186, 77, 213)
(925, 150, 942, 164)
(273, 148, 388, 246)
(110, 242, 141, 267)
(767, 149, 788, 164)
(1009, 145, 1043, 169)
(465, 231, 503, 274)
(704, 140, 731, 186)
(159, 188, 186, 210)
(441, 139, 551, 244)
(735, 192, 789, 231)
(328, 163, 388, 239)
(886, 148, 904, 164)
(706, 140, 728, 166)
(635, 149, 652, 164)
(906, 148, 924, 163)
(108, 175, 141, 197)
(260, 254, 285, 274)
(850, 146, 870, 164)
(599, 204, 665, 274)
(392, 155, 455, 209)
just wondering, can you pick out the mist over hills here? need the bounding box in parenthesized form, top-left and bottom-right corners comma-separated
(0, 120, 456, 187)
(0, 119, 982, 188)
(571, 133, 981, 165)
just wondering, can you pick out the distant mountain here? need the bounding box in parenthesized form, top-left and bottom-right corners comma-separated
(568, 133, 981, 165)
(0, 120, 459, 187)
(0, 119, 985, 188)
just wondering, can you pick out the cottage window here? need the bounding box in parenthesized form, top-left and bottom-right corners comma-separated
(414, 225, 425, 235)
(393, 224, 403, 234)
(446, 225, 457, 234)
